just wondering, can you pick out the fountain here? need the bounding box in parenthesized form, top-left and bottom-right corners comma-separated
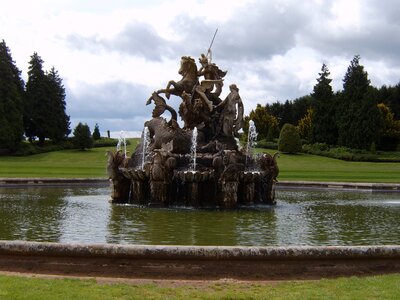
(141, 126, 151, 171)
(116, 131, 127, 157)
(245, 120, 258, 171)
(190, 127, 198, 171)
(107, 53, 279, 208)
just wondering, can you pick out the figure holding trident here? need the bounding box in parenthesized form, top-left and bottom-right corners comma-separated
(196, 29, 227, 111)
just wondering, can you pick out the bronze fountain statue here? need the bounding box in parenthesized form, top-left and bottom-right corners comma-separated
(107, 49, 279, 208)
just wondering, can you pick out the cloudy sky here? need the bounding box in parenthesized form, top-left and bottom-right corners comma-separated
(1, 0, 400, 136)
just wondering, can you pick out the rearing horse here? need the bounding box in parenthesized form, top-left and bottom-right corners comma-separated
(150, 56, 198, 102)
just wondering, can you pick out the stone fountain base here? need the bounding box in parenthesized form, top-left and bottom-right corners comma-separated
(108, 149, 278, 209)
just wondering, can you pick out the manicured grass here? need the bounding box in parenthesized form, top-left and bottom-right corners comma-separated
(0, 139, 139, 178)
(258, 149, 400, 183)
(0, 141, 399, 183)
(0, 273, 399, 299)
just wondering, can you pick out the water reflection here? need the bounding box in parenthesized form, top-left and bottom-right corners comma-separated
(0, 186, 399, 246)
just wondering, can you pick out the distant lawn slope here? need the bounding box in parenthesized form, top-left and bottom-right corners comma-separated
(0, 139, 139, 178)
(0, 142, 399, 183)
(259, 149, 400, 183)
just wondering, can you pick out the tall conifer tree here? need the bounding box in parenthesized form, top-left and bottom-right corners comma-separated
(337, 55, 382, 149)
(0, 40, 24, 151)
(46, 67, 70, 140)
(24, 52, 48, 143)
(311, 63, 337, 144)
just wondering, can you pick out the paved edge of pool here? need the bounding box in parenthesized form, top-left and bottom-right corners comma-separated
(1, 241, 400, 280)
(1, 241, 400, 260)
(1, 178, 399, 191)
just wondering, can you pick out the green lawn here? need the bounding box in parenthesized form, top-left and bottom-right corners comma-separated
(0, 140, 139, 178)
(0, 143, 399, 183)
(259, 149, 400, 183)
(0, 273, 399, 299)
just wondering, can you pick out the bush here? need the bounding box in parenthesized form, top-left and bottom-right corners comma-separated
(302, 143, 400, 162)
(73, 123, 93, 150)
(257, 139, 278, 150)
(13, 140, 74, 156)
(278, 123, 302, 153)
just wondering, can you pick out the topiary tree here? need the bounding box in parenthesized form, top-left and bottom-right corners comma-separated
(73, 122, 93, 150)
(278, 123, 302, 153)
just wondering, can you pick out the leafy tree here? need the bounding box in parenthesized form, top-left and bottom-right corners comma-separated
(292, 95, 313, 125)
(311, 63, 338, 145)
(0, 40, 24, 151)
(92, 123, 101, 140)
(243, 104, 279, 141)
(46, 67, 70, 141)
(278, 123, 302, 153)
(73, 122, 93, 150)
(297, 108, 314, 142)
(267, 97, 311, 129)
(377, 103, 400, 150)
(377, 83, 400, 120)
(337, 55, 382, 150)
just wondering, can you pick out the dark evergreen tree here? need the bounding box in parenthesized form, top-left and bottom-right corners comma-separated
(311, 63, 338, 145)
(0, 40, 24, 151)
(267, 100, 295, 128)
(92, 123, 101, 140)
(292, 95, 312, 125)
(281, 100, 294, 125)
(24, 52, 49, 144)
(73, 122, 93, 150)
(379, 83, 400, 119)
(337, 55, 382, 150)
(24, 53, 70, 144)
(46, 67, 70, 140)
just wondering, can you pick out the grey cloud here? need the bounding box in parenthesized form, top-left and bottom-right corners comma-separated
(298, 1, 400, 66)
(105, 22, 172, 60)
(66, 21, 173, 61)
(171, 2, 308, 61)
(66, 80, 153, 131)
(65, 1, 309, 62)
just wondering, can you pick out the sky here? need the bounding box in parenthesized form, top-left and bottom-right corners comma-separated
(1, 0, 400, 137)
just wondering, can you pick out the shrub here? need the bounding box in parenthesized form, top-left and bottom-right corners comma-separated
(257, 139, 278, 150)
(278, 123, 302, 153)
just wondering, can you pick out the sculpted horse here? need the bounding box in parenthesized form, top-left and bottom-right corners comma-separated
(147, 56, 198, 104)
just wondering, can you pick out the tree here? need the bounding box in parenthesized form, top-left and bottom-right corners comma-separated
(310, 63, 338, 145)
(73, 123, 93, 150)
(92, 123, 101, 140)
(377, 103, 400, 150)
(278, 123, 302, 153)
(0, 40, 24, 151)
(337, 55, 382, 150)
(297, 108, 314, 142)
(46, 67, 70, 141)
(24, 52, 49, 144)
(24, 53, 70, 144)
(243, 104, 279, 141)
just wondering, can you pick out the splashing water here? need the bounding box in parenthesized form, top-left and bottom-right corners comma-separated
(245, 120, 258, 171)
(116, 131, 127, 157)
(141, 126, 151, 170)
(190, 127, 198, 171)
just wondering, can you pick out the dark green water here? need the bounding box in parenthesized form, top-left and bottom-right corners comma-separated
(0, 186, 399, 246)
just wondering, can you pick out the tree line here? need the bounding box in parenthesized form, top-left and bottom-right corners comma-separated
(0, 40, 71, 152)
(245, 55, 400, 151)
